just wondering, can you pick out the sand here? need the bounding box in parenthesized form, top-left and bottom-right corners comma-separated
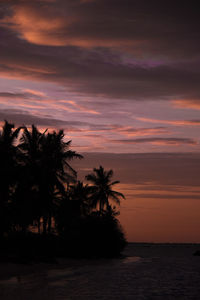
(0, 243, 200, 299)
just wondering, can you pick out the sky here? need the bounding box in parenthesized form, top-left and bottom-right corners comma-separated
(0, 0, 200, 242)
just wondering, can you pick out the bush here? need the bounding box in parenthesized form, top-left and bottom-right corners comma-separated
(59, 213, 127, 258)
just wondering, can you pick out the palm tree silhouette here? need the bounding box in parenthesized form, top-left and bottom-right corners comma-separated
(85, 166, 125, 215)
(69, 181, 92, 216)
(0, 121, 127, 257)
(18, 125, 47, 233)
(42, 130, 83, 188)
(19, 126, 83, 234)
(40, 130, 83, 232)
(0, 121, 21, 235)
(0, 121, 21, 197)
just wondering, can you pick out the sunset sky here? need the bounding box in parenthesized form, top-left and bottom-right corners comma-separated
(1, 0, 200, 242)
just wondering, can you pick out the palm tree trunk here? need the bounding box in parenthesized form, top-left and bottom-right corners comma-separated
(38, 217, 41, 234)
(43, 216, 47, 235)
(106, 197, 109, 211)
(48, 213, 52, 233)
(21, 224, 27, 234)
(99, 199, 103, 215)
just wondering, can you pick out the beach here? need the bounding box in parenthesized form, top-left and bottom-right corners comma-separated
(0, 243, 200, 299)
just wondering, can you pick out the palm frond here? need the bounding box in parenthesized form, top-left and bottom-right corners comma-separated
(109, 180, 120, 186)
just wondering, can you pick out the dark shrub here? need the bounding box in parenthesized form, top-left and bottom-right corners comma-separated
(59, 212, 127, 258)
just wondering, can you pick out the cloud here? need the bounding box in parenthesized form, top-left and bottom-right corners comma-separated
(172, 100, 200, 110)
(63, 100, 100, 114)
(71, 152, 200, 185)
(137, 117, 200, 126)
(1, 3, 69, 46)
(79, 126, 169, 140)
(1, 0, 200, 57)
(0, 1, 200, 101)
(22, 89, 46, 98)
(110, 138, 197, 146)
(128, 193, 200, 200)
(0, 108, 91, 128)
(0, 90, 44, 100)
(0, 108, 170, 137)
(114, 126, 169, 137)
(0, 90, 101, 115)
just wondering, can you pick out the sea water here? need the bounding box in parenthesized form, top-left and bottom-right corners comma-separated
(0, 243, 200, 299)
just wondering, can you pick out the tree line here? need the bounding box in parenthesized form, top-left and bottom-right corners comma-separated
(0, 121, 126, 257)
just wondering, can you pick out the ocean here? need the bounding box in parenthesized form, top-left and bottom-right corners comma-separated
(0, 243, 200, 299)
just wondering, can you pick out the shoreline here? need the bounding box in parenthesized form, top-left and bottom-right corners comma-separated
(0, 243, 200, 279)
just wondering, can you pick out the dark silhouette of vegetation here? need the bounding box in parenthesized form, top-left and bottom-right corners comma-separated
(86, 166, 125, 214)
(0, 121, 126, 260)
(0, 121, 21, 235)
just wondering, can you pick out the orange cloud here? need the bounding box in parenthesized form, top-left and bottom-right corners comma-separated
(110, 137, 198, 146)
(23, 89, 47, 98)
(0, 92, 101, 115)
(137, 117, 200, 126)
(1, 2, 143, 48)
(0, 98, 45, 110)
(114, 126, 170, 137)
(2, 5, 69, 46)
(63, 100, 100, 115)
(172, 99, 200, 110)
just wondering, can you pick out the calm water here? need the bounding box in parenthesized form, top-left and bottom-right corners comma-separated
(0, 244, 200, 299)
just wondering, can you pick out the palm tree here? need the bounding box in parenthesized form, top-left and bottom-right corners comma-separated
(69, 181, 92, 216)
(42, 130, 83, 189)
(0, 121, 21, 235)
(85, 166, 125, 215)
(19, 126, 83, 234)
(19, 124, 45, 165)
(0, 121, 21, 198)
(41, 130, 83, 233)
(18, 125, 46, 233)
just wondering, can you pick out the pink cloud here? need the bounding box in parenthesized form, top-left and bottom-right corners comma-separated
(1, 3, 143, 48)
(137, 117, 200, 126)
(2, 4, 69, 46)
(172, 99, 200, 110)
(114, 126, 170, 137)
(110, 137, 198, 146)
(63, 100, 100, 115)
(22, 89, 47, 98)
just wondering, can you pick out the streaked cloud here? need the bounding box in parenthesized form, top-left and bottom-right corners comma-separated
(72, 152, 200, 185)
(137, 117, 200, 126)
(110, 138, 197, 146)
(0, 90, 44, 100)
(0, 108, 169, 137)
(1, 0, 199, 59)
(173, 99, 200, 110)
(63, 100, 100, 115)
(0, 108, 91, 128)
(0, 1, 200, 101)
(112, 126, 170, 137)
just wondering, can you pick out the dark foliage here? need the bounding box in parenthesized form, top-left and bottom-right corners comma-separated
(58, 212, 127, 258)
(0, 121, 126, 259)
